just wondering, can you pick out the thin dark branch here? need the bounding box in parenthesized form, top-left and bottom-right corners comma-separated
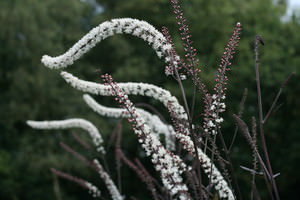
(107, 119, 122, 149)
(232, 115, 270, 178)
(72, 132, 92, 150)
(232, 114, 274, 199)
(254, 35, 280, 200)
(251, 117, 259, 200)
(229, 88, 248, 151)
(60, 142, 96, 170)
(174, 64, 191, 118)
(217, 128, 243, 200)
(115, 121, 123, 193)
(263, 72, 294, 124)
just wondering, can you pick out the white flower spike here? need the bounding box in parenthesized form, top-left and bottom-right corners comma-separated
(27, 119, 105, 153)
(41, 18, 173, 72)
(61, 71, 187, 121)
(83, 94, 176, 150)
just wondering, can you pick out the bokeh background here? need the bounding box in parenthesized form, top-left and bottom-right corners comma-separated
(1, 0, 300, 199)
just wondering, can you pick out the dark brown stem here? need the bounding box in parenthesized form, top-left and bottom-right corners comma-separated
(254, 35, 280, 200)
(263, 73, 294, 124)
(172, 54, 205, 200)
(217, 129, 243, 200)
(174, 64, 191, 118)
(208, 134, 217, 185)
(59, 142, 96, 170)
(229, 88, 248, 152)
(71, 132, 91, 150)
(115, 121, 123, 193)
(232, 114, 274, 198)
(251, 117, 259, 200)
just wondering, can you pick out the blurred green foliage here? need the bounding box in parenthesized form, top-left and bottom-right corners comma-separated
(0, 0, 300, 199)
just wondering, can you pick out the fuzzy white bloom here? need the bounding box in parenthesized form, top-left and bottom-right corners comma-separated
(207, 120, 215, 128)
(180, 74, 187, 80)
(41, 18, 172, 73)
(61, 71, 187, 121)
(196, 148, 235, 200)
(210, 105, 216, 110)
(93, 159, 123, 200)
(220, 102, 226, 109)
(136, 121, 190, 197)
(215, 117, 224, 123)
(102, 76, 191, 199)
(171, 126, 235, 200)
(136, 122, 190, 199)
(83, 94, 176, 150)
(203, 96, 227, 136)
(85, 182, 101, 198)
(168, 119, 235, 199)
(26, 119, 105, 153)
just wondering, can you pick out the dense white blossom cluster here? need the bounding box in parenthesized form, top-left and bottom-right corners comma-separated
(93, 159, 123, 200)
(203, 94, 226, 135)
(103, 74, 191, 200)
(138, 123, 190, 199)
(198, 148, 234, 200)
(61, 71, 187, 120)
(26, 119, 105, 153)
(83, 94, 176, 150)
(85, 182, 101, 198)
(41, 18, 173, 72)
(169, 121, 234, 199)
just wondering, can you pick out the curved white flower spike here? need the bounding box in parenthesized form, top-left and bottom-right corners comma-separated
(83, 94, 176, 150)
(26, 119, 105, 154)
(41, 18, 172, 70)
(93, 159, 123, 200)
(61, 71, 187, 121)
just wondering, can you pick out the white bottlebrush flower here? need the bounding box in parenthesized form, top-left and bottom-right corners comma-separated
(60, 71, 187, 121)
(83, 94, 176, 150)
(41, 18, 174, 74)
(26, 119, 105, 153)
(93, 159, 123, 200)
